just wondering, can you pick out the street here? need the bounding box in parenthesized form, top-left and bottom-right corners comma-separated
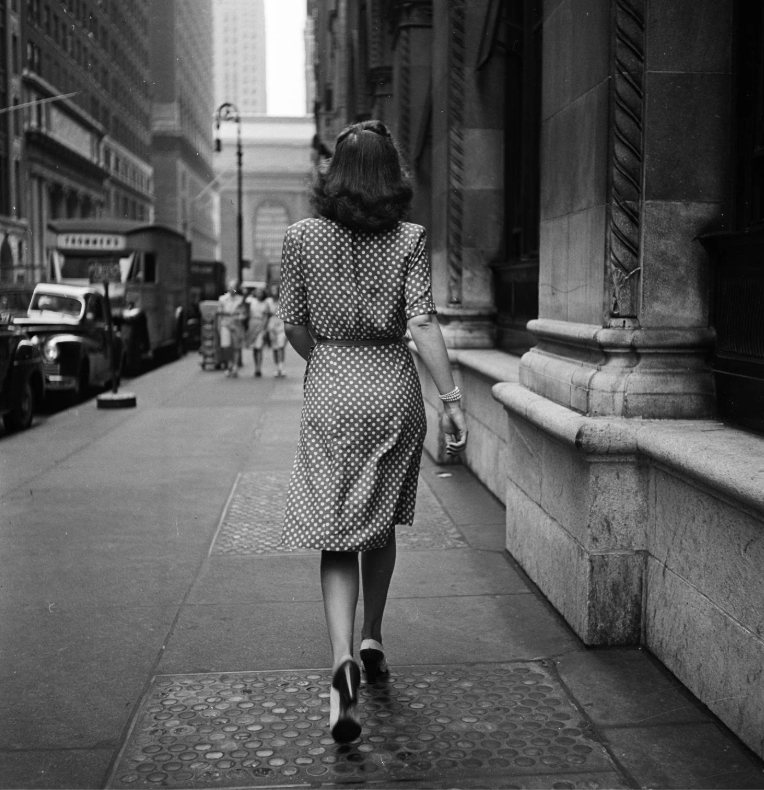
(1, 351, 763, 789)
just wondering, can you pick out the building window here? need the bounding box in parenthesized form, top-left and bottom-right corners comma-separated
(698, 3, 764, 435)
(488, 0, 542, 354)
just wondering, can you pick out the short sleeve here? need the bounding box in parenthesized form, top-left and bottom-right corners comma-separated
(405, 227, 437, 319)
(277, 225, 309, 325)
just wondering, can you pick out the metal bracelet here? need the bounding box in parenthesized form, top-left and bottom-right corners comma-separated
(438, 387, 462, 402)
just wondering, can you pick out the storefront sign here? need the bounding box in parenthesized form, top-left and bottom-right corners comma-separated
(57, 233, 127, 251)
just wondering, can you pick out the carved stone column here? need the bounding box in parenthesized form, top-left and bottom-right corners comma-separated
(429, 0, 499, 348)
(517, 0, 718, 418)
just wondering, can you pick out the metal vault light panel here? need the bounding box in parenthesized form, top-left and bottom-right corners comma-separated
(210, 472, 467, 556)
(107, 663, 621, 789)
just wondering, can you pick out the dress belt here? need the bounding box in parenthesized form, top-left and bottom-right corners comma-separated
(315, 336, 404, 347)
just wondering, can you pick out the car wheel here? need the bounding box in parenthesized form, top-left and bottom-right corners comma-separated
(3, 378, 34, 432)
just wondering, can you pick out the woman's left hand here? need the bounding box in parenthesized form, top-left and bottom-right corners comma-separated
(440, 404, 468, 456)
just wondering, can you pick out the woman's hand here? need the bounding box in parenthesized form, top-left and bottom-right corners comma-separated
(440, 403, 467, 456)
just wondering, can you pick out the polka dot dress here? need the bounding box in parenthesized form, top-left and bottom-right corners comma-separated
(278, 217, 437, 552)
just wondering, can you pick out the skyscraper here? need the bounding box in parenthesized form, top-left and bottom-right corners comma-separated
(213, 0, 267, 115)
(149, 0, 219, 261)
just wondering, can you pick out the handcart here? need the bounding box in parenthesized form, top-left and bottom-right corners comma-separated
(199, 300, 224, 370)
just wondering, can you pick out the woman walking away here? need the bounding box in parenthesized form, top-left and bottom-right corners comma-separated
(266, 285, 287, 377)
(217, 279, 245, 377)
(278, 120, 467, 744)
(244, 286, 271, 377)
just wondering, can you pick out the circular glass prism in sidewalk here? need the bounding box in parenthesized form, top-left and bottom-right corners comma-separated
(106, 663, 623, 789)
(96, 391, 137, 409)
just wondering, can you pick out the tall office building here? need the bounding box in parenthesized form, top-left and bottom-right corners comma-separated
(13, 0, 153, 284)
(213, 0, 267, 115)
(149, 0, 219, 261)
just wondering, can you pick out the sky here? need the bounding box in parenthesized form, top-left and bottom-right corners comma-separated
(264, 0, 308, 117)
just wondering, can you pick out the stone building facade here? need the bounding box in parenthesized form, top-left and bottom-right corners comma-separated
(311, 0, 764, 760)
(149, 0, 219, 261)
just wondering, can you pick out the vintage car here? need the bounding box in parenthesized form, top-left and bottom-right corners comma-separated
(14, 283, 124, 401)
(0, 319, 45, 432)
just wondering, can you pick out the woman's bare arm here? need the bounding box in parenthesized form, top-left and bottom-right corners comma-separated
(285, 323, 314, 361)
(407, 313, 468, 455)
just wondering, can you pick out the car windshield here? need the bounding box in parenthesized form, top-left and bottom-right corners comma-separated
(29, 292, 83, 317)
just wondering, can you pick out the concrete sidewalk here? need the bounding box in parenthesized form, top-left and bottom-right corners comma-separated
(1, 351, 763, 789)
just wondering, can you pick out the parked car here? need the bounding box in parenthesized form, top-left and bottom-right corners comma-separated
(0, 319, 45, 432)
(0, 284, 35, 321)
(14, 283, 124, 402)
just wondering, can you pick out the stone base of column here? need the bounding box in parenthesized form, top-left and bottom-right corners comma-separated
(438, 306, 496, 349)
(519, 318, 716, 419)
(493, 382, 647, 645)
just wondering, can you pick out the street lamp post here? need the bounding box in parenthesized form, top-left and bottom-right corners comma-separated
(214, 102, 243, 284)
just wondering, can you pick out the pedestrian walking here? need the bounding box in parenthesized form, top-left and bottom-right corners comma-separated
(278, 120, 467, 743)
(217, 279, 245, 377)
(244, 286, 271, 377)
(266, 285, 287, 377)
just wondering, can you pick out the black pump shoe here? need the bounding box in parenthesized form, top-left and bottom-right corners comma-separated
(330, 659, 361, 743)
(360, 638, 389, 683)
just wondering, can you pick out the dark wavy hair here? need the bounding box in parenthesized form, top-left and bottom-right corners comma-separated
(310, 120, 413, 234)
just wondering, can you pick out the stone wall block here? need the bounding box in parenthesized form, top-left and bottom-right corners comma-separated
(540, 435, 589, 539)
(504, 418, 543, 505)
(506, 478, 589, 638)
(539, 216, 570, 320)
(540, 81, 609, 220)
(650, 469, 764, 639)
(566, 205, 607, 326)
(541, 0, 573, 120)
(643, 72, 730, 204)
(507, 477, 643, 645)
(640, 201, 718, 328)
(566, 0, 611, 103)
(647, 0, 732, 73)
(464, 414, 507, 504)
(587, 551, 645, 644)
(646, 559, 764, 760)
(539, 433, 646, 551)
(587, 461, 648, 551)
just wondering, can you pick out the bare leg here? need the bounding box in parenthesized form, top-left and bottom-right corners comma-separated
(274, 347, 285, 376)
(361, 534, 397, 643)
(321, 550, 359, 670)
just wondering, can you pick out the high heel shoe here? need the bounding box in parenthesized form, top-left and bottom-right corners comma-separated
(360, 638, 389, 683)
(330, 659, 361, 743)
